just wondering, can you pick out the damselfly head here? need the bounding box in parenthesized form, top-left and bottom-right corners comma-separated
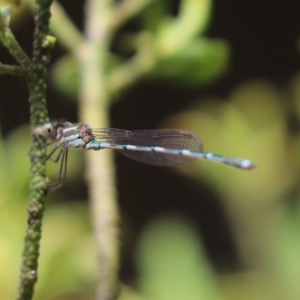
(33, 123, 56, 138)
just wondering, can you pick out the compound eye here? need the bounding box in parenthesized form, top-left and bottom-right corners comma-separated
(44, 123, 54, 136)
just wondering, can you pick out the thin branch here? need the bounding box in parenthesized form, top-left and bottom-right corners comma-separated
(0, 9, 31, 70)
(78, 0, 119, 299)
(50, 1, 84, 50)
(111, 0, 153, 30)
(106, 29, 158, 98)
(0, 62, 25, 76)
(108, 44, 156, 97)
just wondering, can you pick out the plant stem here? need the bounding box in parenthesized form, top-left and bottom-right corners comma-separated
(0, 22, 31, 70)
(17, 0, 53, 299)
(26, 0, 84, 51)
(0, 63, 25, 76)
(78, 1, 119, 299)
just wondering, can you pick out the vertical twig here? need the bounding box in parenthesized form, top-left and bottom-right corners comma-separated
(78, 1, 119, 299)
(17, 0, 53, 299)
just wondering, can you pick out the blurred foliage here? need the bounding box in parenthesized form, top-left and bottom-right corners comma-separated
(152, 38, 229, 85)
(162, 78, 300, 300)
(0, 0, 20, 6)
(3, 75, 300, 299)
(50, 0, 229, 100)
(2, 0, 300, 300)
(136, 215, 224, 300)
(0, 0, 31, 28)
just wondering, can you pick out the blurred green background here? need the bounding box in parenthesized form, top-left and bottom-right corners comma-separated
(1, 0, 300, 299)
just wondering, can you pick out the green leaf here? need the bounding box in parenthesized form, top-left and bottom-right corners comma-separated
(139, 1, 170, 33)
(137, 215, 224, 300)
(155, 0, 212, 55)
(152, 38, 230, 86)
(51, 54, 79, 99)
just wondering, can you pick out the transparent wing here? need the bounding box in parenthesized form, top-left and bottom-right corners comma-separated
(92, 128, 203, 166)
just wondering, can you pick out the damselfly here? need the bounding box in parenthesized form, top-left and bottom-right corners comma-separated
(33, 121, 256, 187)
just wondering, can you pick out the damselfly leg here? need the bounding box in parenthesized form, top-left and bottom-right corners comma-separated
(32, 124, 70, 192)
(45, 147, 69, 191)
